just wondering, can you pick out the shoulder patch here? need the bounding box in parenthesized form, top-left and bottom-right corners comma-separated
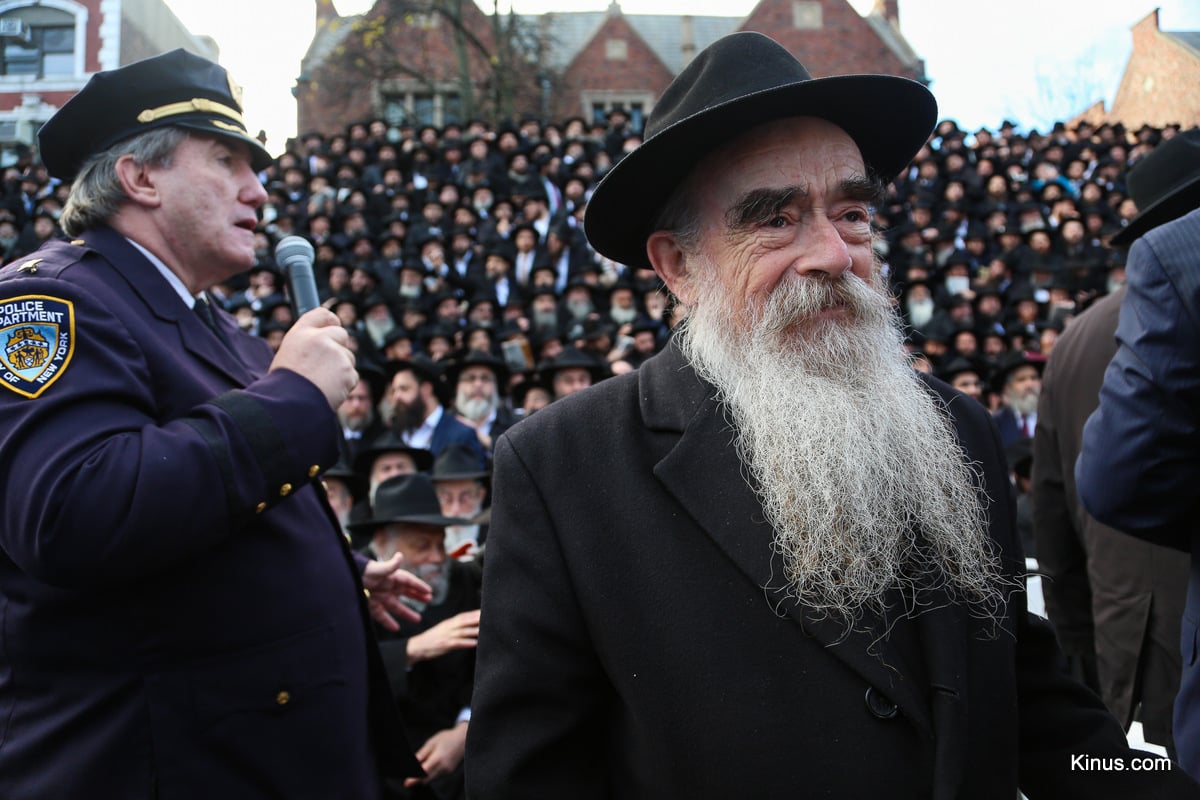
(0, 294, 75, 398)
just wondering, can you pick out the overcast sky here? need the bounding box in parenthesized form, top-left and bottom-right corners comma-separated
(163, 0, 1200, 154)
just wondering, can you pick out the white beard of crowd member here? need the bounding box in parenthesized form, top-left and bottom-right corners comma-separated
(456, 384, 499, 425)
(610, 304, 638, 325)
(1004, 380, 1040, 418)
(363, 313, 396, 348)
(678, 258, 1010, 630)
(906, 294, 935, 328)
(373, 529, 451, 611)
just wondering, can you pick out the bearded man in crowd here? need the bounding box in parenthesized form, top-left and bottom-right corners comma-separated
(447, 350, 514, 455)
(992, 351, 1044, 448)
(465, 32, 1198, 799)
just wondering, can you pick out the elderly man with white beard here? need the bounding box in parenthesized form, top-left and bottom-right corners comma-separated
(352, 473, 482, 800)
(465, 32, 1199, 799)
(992, 350, 1045, 449)
(446, 349, 515, 456)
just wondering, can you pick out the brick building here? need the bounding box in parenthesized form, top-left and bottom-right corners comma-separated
(1072, 9, 1200, 130)
(0, 0, 215, 163)
(297, 0, 926, 136)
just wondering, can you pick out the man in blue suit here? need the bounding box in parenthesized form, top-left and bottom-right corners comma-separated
(0, 50, 427, 798)
(1078, 128, 1200, 780)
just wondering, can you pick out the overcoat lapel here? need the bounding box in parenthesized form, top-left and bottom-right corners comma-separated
(640, 342, 937, 739)
(78, 227, 259, 386)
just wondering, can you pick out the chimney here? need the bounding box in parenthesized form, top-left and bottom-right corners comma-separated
(316, 0, 339, 30)
(871, 0, 900, 28)
(681, 16, 695, 67)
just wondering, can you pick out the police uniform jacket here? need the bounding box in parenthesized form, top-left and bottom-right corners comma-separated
(0, 227, 418, 798)
(467, 338, 1200, 799)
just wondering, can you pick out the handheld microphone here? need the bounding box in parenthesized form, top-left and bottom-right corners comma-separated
(274, 236, 320, 316)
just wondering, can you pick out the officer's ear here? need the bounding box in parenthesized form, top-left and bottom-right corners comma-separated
(114, 154, 162, 209)
(646, 230, 695, 306)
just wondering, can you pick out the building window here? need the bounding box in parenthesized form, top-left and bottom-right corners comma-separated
(589, 99, 646, 132)
(0, 6, 76, 78)
(792, 1, 823, 29)
(383, 90, 461, 128)
(413, 94, 435, 126)
(605, 38, 628, 61)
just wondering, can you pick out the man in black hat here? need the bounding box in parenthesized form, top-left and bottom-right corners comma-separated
(536, 344, 606, 401)
(339, 360, 389, 463)
(0, 49, 429, 796)
(430, 443, 491, 559)
(1078, 128, 1200, 780)
(353, 473, 482, 800)
(466, 32, 1196, 798)
(446, 349, 514, 455)
(991, 349, 1045, 449)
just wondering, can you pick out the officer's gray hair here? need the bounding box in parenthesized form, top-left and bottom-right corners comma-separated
(60, 127, 187, 237)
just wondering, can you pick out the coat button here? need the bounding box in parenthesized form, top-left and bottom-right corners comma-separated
(255, 502, 267, 514)
(276, 690, 291, 706)
(308, 464, 321, 478)
(865, 687, 898, 720)
(279, 483, 292, 497)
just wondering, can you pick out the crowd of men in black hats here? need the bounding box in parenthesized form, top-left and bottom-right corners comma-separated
(0, 79, 1183, 799)
(10, 110, 1176, 506)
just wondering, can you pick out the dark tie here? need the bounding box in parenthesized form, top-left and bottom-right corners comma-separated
(193, 294, 234, 353)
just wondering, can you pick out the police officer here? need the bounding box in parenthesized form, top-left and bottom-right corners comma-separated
(0, 50, 425, 798)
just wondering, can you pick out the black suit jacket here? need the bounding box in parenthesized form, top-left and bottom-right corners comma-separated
(467, 339, 1198, 798)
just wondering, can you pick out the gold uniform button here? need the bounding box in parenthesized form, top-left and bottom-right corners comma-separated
(279, 483, 292, 497)
(275, 690, 291, 706)
(255, 502, 267, 514)
(308, 464, 321, 478)
(363, 588, 371, 599)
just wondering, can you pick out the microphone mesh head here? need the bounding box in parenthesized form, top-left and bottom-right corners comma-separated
(274, 235, 314, 267)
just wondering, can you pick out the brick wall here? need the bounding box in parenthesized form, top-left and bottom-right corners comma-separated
(552, 13, 674, 120)
(1109, 11, 1200, 129)
(740, 0, 919, 79)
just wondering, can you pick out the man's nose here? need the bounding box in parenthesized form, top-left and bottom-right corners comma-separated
(792, 215, 852, 277)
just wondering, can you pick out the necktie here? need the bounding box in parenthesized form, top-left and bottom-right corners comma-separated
(193, 295, 233, 353)
(1021, 415, 1032, 438)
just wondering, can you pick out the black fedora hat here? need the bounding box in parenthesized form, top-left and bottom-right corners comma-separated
(584, 31, 937, 270)
(444, 348, 510, 392)
(1111, 127, 1200, 247)
(990, 350, 1046, 394)
(431, 443, 491, 482)
(383, 354, 442, 386)
(536, 345, 609, 384)
(324, 458, 368, 502)
(936, 354, 984, 384)
(39, 49, 272, 182)
(346, 473, 468, 533)
(352, 430, 435, 477)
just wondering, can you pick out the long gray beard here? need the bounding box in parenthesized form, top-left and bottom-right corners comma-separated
(677, 263, 1010, 630)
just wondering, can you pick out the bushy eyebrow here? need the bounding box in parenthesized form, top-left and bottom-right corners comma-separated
(725, 186, 802, 230)
(724, 175, 885, 232)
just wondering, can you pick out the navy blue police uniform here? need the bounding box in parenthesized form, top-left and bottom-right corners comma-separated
(0, 50, 419, 799)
